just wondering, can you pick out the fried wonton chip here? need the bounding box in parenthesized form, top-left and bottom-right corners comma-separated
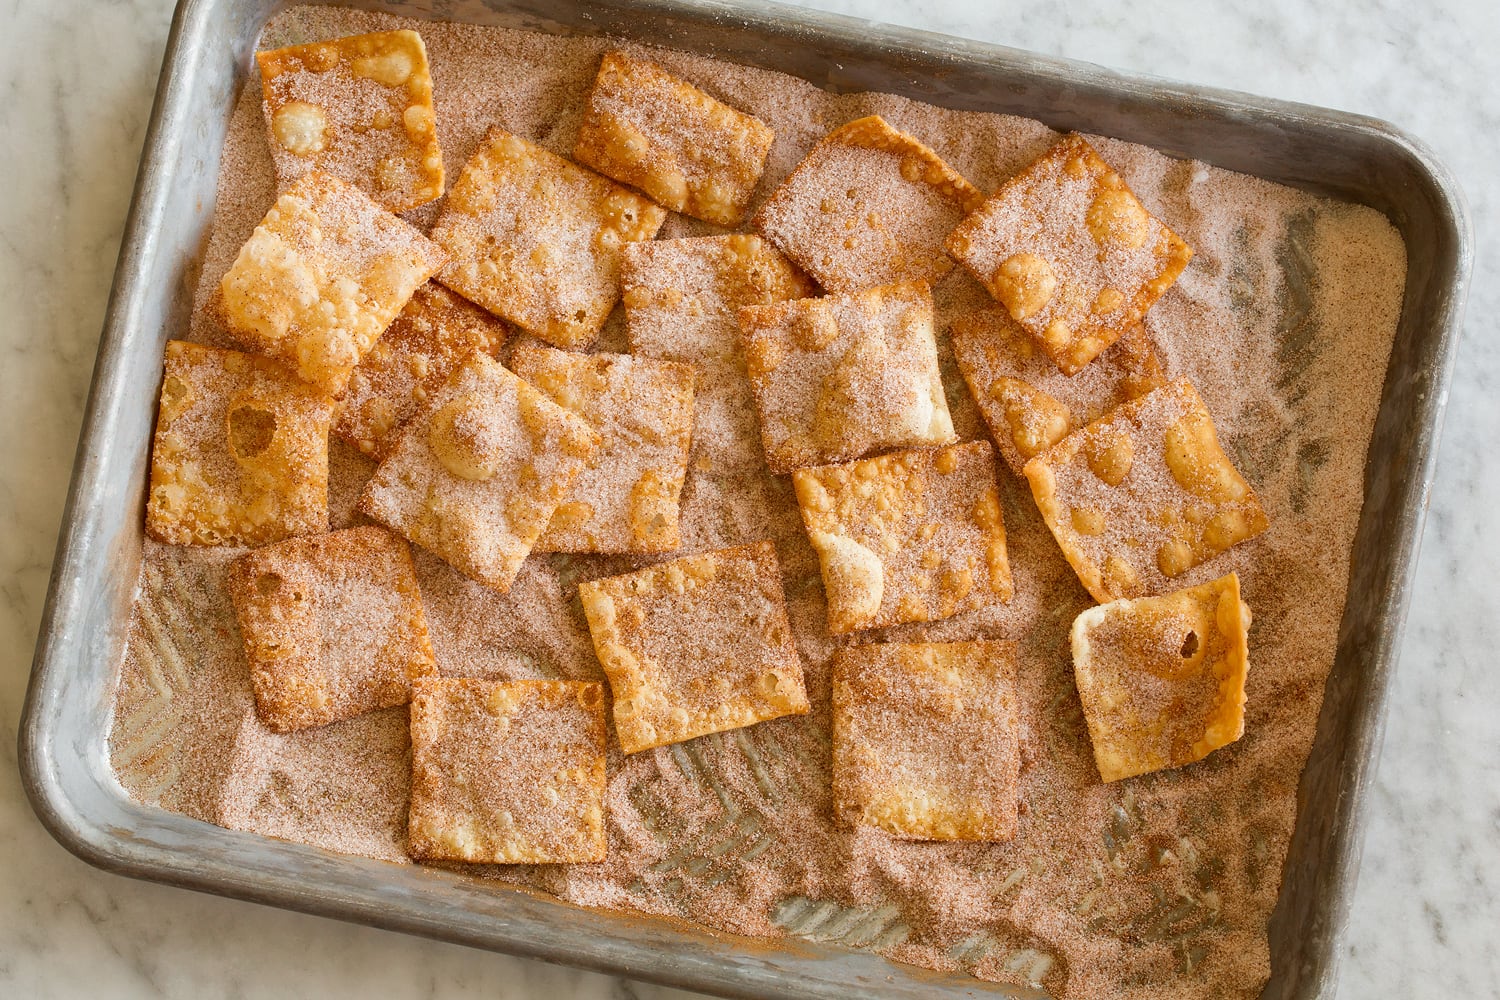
(753, 115, 984, 293)
(792, 441, 1013, 634)
(227, 526, 437, 732)
(739, 281, 955, 474)
(358, 353, 600, 591)
(408, 677, 607, 863)
(1071, 572, 1250, 782)
(146, 340, 333, 546)
(574, 50, 774, 226)
(1023, 378, 1269, 603)
(256, 29, 444, 212)
(430, 127, 667, 349)
(218, 170, 447, 395)
(509, 344, 695, 553)
(334, 282, 509, 460)
(951, 307, 1165, 476)
(946, 134, 1193, 375)
(578, 541, 809, 754)
(833, 640, 1021, 840)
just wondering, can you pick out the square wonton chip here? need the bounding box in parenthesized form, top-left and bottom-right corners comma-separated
(227, 526, 437, 732)
(509, 344, 695, 553)
(574, 50, 774, 226)
(146, 340, 333, 547)
(946, 134, 1194, 376)
(218, 170, 447, 395)
(335, 282, 509, 460)
(792, 441, 1013, 634)
(431, 127, 667, 350)
(578, 541, 809, 754)
(1071, 572, 1250, 782)
(408, 677, 607, 863)
(358, 353, 600, 591)
(622, 234, 812, 475)
(833, 640, 1021, 840)
(753, 115, 985, 293)
(738, 281, 955, 474)
(951, 306, 1165, 476)
(256, 29, 444, 213)
(1023, 378, 1270, 603)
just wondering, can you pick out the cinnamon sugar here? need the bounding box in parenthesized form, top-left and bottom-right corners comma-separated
(108, 7, 1409, 1000)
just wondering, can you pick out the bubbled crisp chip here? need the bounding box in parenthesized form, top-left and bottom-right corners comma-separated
(335, 282, 509, 460)
(1071, 572, 1250, 782)
(753, 115, 984, 293)
(738, 281, 955, 474)
(946, 134, 1193, 375)
(833, 640, 1021, 841)
(951, 306, 1164, 476)
(1023, 378, 1269, 603)
(510, 344, 695, 554)
(218, 170, 447, 395)
(792, 441, 1013, 634)
(256, 29, 444, 213)
(146, 340, 333, 547)
(578, 541, 809, 754)
(358, 352, 600, 592)
(408, 678, 607, 863)
(575, 50, 774, 226)
(431, 127, 667, 350)
(227, 526, 437, 732)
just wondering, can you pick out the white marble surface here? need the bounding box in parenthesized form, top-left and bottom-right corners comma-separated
(1, 0, 1495, 996)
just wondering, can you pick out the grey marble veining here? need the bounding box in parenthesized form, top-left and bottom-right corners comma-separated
(1, 0, 1495, 997)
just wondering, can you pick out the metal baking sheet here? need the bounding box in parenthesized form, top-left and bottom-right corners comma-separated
(19, 1, 1471, 998)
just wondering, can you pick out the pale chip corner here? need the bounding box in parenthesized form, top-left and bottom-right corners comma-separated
(407, 676, 607, 864)
(1071, 571, 1251, 783)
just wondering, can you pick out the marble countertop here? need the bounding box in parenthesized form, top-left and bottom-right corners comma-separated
(1, 0, 1494, 996)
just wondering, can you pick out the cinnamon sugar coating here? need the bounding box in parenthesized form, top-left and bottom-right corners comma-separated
(575, 50, 773, 226)
(430, 127, 666, 350)
(1072, 573, 1250, 782)
(951, 306, 1165, 476)
(256, 29, 445, 212)
(226, 526, 437, 732)
(578, 541, 809, 754)
(753, 114, 984, 293)
(408, 677, 607, 863)
(792, 441, 1013, 633)
(946, 134, 1193, 375)
(1024, 378, 1270, 603)
(146, 340, 333, 546)
(833, 640, 1021, 840)
(217, 170, 447, 395)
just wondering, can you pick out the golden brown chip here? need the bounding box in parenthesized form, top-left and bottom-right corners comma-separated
(217, 170, 447, 395)
(510, 344, 695, 553)
(146, 340, 333, 547)
(574, 50, 774, 226)
(792, 441, 1013, 634)
(946, 134, 1193, 375)
(738, 281, 955, 474)
(334, 282, 509, 460)
(226, 526, 437, 732)
(1071, 572, 1250, 782)
(430, 127, 667, 350)
(951, 306, 1165, 476)
(358, 352, 600, 591)
(256, 29, 444, 212)
(833, 640, 1021, 840)
(753, 115, 984, 293)
(1023, 378, 1270, 603)
(578, 541, 809, 754)
(407, 677, 607, 863)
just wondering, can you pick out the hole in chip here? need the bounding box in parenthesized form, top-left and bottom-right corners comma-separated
(256, 573, 283, 596)
(1180, 631, 1199, 658)
(578, 685, 603, 711)
(227, 405, 277, 460)
(573, 309, 587, 322)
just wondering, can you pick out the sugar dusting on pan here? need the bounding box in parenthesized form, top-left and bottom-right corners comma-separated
(106, 6, 1406, 999)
